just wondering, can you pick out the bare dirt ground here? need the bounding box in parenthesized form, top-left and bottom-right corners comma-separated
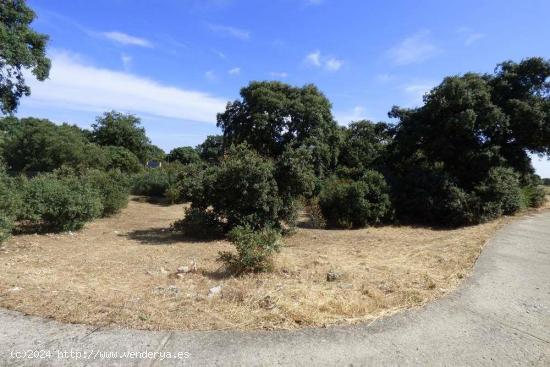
(0, 196, 548, 331)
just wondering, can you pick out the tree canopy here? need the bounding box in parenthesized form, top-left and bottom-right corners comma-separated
(0, 0, 51, 114)
(91, 111, 151, 162)
(217, 81, 341, 176)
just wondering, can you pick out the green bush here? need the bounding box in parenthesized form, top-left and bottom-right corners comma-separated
(192, 145, 284, 230)
(83, 170, 130, 216)
(21, 174, 103, 231)
(131, 162, 184, 198)
(473, 167, 522, 222)
(101, 146, 142, 174)
(218, 225, 282, 273)
(319, 170, 392, 228)
(520, 185, 546, 208)
(172, 162, 208, 203)
(171, 207, 224, 239)
(0, 168, 21, 242)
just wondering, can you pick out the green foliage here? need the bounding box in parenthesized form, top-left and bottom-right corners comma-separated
(304, 197, 326, 229)
(173, 162, 208, 203)
(21, 173, 103, 232)
(101, 146, 142, 174)
(171, 207, 224, 239)
(2, 117, 97, 172)
(0, 0, 51, 113)
(218, 225, 282, 274)
(196, 135, 224, 163)
(91, 111, 151, 162)
(217, 81, 340, 176)
(0, 166, 21, 242)
(131, 162, 184, 198)
(339, 120, 392, 177)
(473, 167, 522, 222)
(82, 170, 130, 216)
(520, 185, 546, 208)
(543, 178, 550, 186)
(319, 171, 392, 229)
(191, 144, 283, 230)
(166, 146, 200, 165)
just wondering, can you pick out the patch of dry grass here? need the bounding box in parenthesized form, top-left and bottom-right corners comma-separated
(0, 196, 547, 331)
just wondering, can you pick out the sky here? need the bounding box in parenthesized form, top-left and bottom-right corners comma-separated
(16, 0, 550, 177)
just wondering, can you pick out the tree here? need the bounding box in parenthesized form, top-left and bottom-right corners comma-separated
(91, 111, 151, 162)
(0, 0, 51, 114)
(166, 146, 200, 165)
(338, 120, 392, 178)
(196, 135, 224, 163)
(217, 81, 341, 176)
(388, 57, 549, 225)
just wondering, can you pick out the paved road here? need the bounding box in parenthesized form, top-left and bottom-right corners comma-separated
(1, 211, 549, 366)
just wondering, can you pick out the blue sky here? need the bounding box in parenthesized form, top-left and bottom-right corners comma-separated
(17, 0, 550, 176)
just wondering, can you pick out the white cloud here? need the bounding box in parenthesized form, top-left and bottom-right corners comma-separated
(102, 31, 153, 48)
(388, 30, 440, 65)
(120, 54, 132, 70)
(402, 82, 435, 107)
(335, 106, 369, 125)
(457, 27, 486, 46)
(269, 71, 288, 78)
(304, 50, 343, 71)
(325, 57, 343, 71)
(208, 24, 250, 40)
(228, 67, 241, 75)
(24, 51, 227, 124)
(205, 70, 217, 81)
(305, 50, 322, 67)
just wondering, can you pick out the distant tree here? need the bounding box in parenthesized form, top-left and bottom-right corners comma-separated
(91, 111, 151, 162)
(2, 117, 94, 172)
(217, 81, 341, 176)
(338, 120, 392, 178)
(166, 146, 200, 165)
(0, 0, 51, 114)
(196, 135, 224, 163)
(143, 144, 165, 162)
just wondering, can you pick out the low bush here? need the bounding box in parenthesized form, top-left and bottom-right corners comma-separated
(131, 162, 185, 198)
(473, 167, 522, 222)
(319, 170, 392, 228)
(304, 197, 326, 229)
(192, 145, 284, 230)
(171, 207, 224, 239)
(83, 170, 130, 216)
(0, 168, 21, 242)
(520, 185, 546, 208)
(21, 174, 103, 231)
(218, 225, 282, 273)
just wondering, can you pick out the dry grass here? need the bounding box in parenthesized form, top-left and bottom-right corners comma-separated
(0, 196, 547, 331)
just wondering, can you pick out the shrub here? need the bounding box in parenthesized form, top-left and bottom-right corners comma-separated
(171, 207, 224, 239)
(0, 168, 21, 242)
(473, 167, 522, 222)
(172, 162, 208, 203)
(218, 225, 282, 273)
(21, 174, 103, 231)
(166, 146, 201, 165)
(192, 144, 283, 230)
(319, 170, 392, 228)
(131, 162, 184, 198)
(83, 170, 130, 216)
(101, 146, 142, 174)
(520, 185, 546, 208)
(304, 197, 326, 229)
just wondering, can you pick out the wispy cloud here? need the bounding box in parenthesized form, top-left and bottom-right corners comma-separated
(335, 106, 370, 125)
(457, 27, 486, 46)
(269, 71, 288, 78)
(208, 23, 250, 40)
(101, 31, 154, 48)
(228, 67, 240, 75)
(24, 51, 227, 124)
(388, 30, 440, 65)
(304, 50, 343, 71)
(305, 50, 322, 67)
(205, 70, 217, 81)
(325, 57, 343, 71)
(211, 49, 227, 59)
(402, 81, 435, 107)
(120, 54, 132, 71)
